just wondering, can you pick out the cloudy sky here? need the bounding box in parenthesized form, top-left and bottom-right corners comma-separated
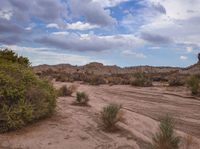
(0, 0, 199, 67)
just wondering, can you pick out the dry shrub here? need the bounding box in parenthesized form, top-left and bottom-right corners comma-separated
(151, 115, 180, 149)
(58, 85, 77, 97)
(100, 103, 123, 131)
(75, 92, 89, 105)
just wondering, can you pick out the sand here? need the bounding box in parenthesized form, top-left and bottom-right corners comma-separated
(0, 81, 199, 149)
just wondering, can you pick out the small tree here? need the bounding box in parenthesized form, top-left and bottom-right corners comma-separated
(151, 115, 180, 149)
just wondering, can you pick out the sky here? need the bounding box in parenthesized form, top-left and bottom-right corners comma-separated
(0, 0, 199, 67)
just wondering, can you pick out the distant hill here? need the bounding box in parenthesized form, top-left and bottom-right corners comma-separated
(33, 60, 200, 76)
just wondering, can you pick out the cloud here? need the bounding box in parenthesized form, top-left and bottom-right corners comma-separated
(35, 32, 143, 52)
(66, 21, 99, 30)
(0, 0, 68, 23)
(69, 0, 116, 26)
(0, 21, 24, 34)
(0, 9, 13, 20)
(92, 0, 131, 7)
(1, 45, 109, 66)
(140, 32, 173, 44)
(0, 35, 21, 45)
(180, 55, 188, 60)
(139, 0, 200, 46)
(46, 23, 59, 29)
(121, 50, 146, 58)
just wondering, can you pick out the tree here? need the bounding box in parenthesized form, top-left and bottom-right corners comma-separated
(198, 53, 200, 62)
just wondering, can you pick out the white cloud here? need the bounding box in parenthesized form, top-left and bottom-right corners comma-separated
(25, 27, 32, 31)
(51, 31, 69, 36)
(139, 0, 200, 46)
(66, 21, 99, 30)
(0, 9, 13, 20)
(147, 0, 200, 20)
(122, 50, 146, 58)
(148, 46, 161, 50)
(93, 0, 130, 7)
(46, 23, 59, 29)
(180, 55, 188, 60)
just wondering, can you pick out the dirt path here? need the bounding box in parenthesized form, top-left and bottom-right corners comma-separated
(0, 82, 199, 149)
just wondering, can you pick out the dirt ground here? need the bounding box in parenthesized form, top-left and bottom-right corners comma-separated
(0, 81, 199, 149)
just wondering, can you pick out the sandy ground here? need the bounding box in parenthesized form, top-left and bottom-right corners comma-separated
(0, 81, 200, 149)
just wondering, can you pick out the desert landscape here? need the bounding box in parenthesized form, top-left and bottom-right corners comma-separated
(0, 0, 200, 149)
(0, 80, 199, 149)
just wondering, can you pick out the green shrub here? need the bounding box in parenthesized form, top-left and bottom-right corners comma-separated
(187, 75, 200, 95)
(100, 103, 122, 131)
(131, 73, 152, 87)
(0, 50, 56, 132)
(151, 115, 180, 149)
(76, 92, 89, 105)
(58, 85, 76, 96)
(0, 48, 30, 67)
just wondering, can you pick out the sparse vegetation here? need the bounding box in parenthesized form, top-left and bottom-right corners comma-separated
(131, 73, 152, 87)
(187, 75, 200, 95)
(55, 75, 67, 82)
(151, 115, 180, 149)
(75, 92, 89, 105)
(100, 103, 122, 131)
(0, 49, 56, 132)
(58, 85, 76, 97)
(168, 77, 184, 86)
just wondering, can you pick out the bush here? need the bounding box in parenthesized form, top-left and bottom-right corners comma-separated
(75, 92, 89, 105)
(0, 50, 56, 132)
(55, 75, 67, 82)
(0, 48, 30, 67)
(100, 103, 122, 131)
(168, 78, 184, 86)
(187, 75, 200, 95)
(131, 73, 152, 87)
(58, 85, 76, 97)
(151, 115, 180, 149)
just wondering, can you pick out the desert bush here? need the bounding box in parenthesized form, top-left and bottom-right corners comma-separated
(75, 92, 89, 105)
(0, 48, 30, 67)
(55, 75, 67, 82)
(150, 115, 180, 149)
(131, 73, 152, 87)
(100, 103, 122, 131)
(0, 50, 56, 132)
(187, 75, 200, 95)
(58, 85, 76, 97)
(168, 78, 184, 86)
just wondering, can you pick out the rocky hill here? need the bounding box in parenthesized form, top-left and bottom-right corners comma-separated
(33, 62, 200, 75)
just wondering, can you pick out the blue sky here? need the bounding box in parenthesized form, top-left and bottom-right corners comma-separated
(0, 0, 199, 67)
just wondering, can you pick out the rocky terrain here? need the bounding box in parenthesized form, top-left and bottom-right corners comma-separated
(33, 59, 200, 76)
(0, 81, 199, 149)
